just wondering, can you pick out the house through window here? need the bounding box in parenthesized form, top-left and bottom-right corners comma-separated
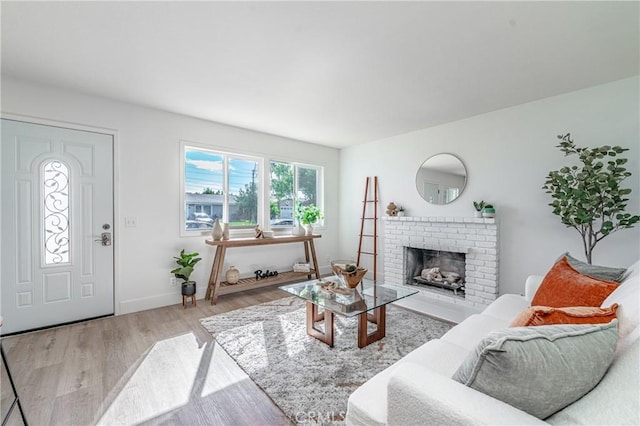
(183, 146, 260, 231)
(182, 144, 324, 234)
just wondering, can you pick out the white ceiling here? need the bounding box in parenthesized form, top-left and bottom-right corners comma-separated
(2, 2, 638, 148)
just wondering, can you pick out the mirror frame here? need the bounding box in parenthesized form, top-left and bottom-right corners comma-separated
(415, 153, 467, 205)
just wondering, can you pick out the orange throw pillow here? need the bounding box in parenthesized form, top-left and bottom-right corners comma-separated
(531, 257, 619, 307)
(510, 304, 619, 327)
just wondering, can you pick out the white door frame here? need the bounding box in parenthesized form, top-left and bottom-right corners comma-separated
(1, 112, 122, 316)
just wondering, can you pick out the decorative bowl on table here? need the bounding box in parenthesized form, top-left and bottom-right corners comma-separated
(331, 260, 368, 289)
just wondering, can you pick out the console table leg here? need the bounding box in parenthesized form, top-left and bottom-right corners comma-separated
(303, 241, 312, 280)
(308, 239, 321, 280)
(210, 246, 226, 305)
(205, 246, 223, 300)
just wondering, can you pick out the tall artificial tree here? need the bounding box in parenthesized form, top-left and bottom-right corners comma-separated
(543, 133, 639, 264)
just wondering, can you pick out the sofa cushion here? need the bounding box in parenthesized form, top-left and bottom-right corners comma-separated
(452, 321, 618, 419)
(560, 252, 627, 282)
(532, 257, 619, 307)
(481, 294, 530, 323)
(546, 336, 639, 426)
(346, 339, 469, 426)
(509, 304, 618, 327)
(441, 314, 508, 351)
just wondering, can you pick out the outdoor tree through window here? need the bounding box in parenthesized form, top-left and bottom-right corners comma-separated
(270, 162, 321, 227)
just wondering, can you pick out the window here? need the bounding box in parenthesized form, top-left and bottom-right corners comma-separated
(42, 160, 70, 265)
(270, 161, 322, 228)
(183, 146, 260, 231)
(182, 142, 323, 234)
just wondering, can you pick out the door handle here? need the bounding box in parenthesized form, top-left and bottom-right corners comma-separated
(94, 232, 112, 246)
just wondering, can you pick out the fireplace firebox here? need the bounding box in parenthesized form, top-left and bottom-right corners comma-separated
(405, 247, 466, 298)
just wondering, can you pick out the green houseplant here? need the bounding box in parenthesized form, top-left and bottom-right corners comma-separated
(473, 200, 485, 218)
(543, 133, 639, 264)
(171, 249, 202, 296)
(296, 203, 323, 235)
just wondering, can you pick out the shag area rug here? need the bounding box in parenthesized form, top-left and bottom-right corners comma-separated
(200, 297, 453, 424)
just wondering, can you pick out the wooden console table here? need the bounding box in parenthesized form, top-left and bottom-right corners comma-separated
(204, 234, 321, 304)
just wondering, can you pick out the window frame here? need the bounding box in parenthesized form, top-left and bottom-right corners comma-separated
(268, 160, 324, 229)
(180, 141, 324, 238)
(180, 141, 264, 237)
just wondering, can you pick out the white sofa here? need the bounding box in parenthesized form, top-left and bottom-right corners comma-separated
(346, 259, 640, 425)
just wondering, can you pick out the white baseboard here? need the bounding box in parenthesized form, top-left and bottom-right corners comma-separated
(118, 288, 205, 315)
(119, 266, 333, 315)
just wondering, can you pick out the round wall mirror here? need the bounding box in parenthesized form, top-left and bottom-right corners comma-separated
(416, 153, 467, 205)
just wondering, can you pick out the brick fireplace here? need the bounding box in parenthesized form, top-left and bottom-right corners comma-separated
(382, 216, 499, 308)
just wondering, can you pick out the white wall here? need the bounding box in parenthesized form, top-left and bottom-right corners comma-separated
(2, 77, 340, 314)
(3, 76, 638, 311)
(339, 77, 640, 296)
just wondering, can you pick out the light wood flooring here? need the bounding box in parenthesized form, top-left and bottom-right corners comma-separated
(1, 287, 294, 426)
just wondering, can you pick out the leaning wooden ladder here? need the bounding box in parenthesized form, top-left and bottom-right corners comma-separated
(357, 176, 379, 281)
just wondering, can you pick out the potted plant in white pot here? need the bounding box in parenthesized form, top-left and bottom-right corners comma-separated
(171, 249, 202, 297)
(473, 200, 485, 218)
(296, 203, 323, 236)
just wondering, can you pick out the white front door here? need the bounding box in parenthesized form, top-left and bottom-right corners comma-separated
(1, 119, 114, 334)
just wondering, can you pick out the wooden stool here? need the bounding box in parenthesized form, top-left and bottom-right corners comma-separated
(182, 295, 196, 308)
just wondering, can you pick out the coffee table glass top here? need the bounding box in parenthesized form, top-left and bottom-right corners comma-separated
(279, 279, 418, 317)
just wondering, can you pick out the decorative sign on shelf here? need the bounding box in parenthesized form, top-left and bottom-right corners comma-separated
(254, 269, 279, 280)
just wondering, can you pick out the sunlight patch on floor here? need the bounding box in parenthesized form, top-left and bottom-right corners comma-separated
(97, 333, 206, 425)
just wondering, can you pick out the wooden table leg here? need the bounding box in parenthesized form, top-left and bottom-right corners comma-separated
(205, 246, 223, 300)
(358, 305, 386, 348)
(308, 239, 321, 280)
(306, 302, 334, 347)
(303, 241, 312, 280)
(211, 246, 227, 305)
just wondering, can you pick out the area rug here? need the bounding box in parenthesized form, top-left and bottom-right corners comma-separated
(200, 297, 453, 424)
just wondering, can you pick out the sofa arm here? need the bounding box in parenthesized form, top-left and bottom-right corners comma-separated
(525, 275, 544, 302)
(387, 363, 547, 426)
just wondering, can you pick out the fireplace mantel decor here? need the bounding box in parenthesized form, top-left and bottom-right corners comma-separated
(382, 216, 498, 308)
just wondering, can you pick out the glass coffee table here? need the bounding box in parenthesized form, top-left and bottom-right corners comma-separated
(279, 279, 418, 348)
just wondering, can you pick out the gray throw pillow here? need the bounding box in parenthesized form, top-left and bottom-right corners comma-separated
(452, 321, 618, 419)
(561, 252, 627, 282)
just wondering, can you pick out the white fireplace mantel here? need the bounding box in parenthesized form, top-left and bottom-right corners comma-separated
(382, 216, 499, 308)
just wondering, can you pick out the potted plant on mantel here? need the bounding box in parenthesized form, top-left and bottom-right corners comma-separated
(296, 203, 323, 236)
(171, 249, 202, 297)
(473, 200, 485, 218)
(543, 133, 639, 264)
(482, 204, 496, 218)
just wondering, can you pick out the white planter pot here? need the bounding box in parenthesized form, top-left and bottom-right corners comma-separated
(293, 222, 305, 236)
(304, 224, 314, 236)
